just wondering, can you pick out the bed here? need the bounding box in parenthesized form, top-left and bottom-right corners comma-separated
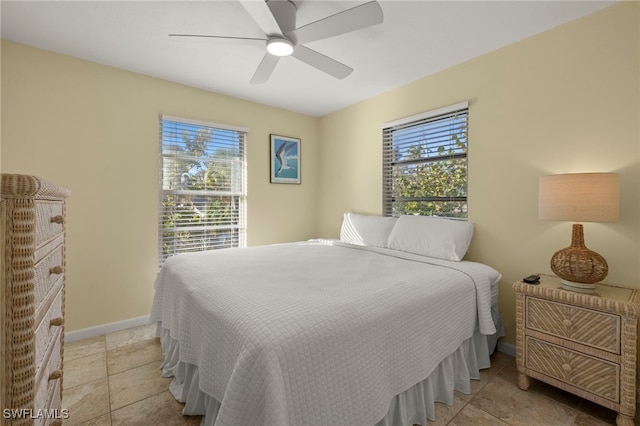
(150, 214, 505, 426)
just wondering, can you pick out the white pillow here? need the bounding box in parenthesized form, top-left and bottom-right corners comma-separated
(340, 213, 397, 248)
(387, 215, 474, 261)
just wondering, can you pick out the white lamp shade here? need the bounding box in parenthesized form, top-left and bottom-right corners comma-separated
(538, 173, 619, 223)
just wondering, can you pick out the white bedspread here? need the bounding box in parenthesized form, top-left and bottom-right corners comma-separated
(150, 240, 499, 426)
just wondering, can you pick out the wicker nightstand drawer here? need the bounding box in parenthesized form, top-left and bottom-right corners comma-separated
(526, 297, 620, 353)
(526, 337, 619, 402)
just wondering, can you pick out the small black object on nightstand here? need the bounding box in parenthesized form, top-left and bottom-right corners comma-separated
(523, 275, 540, 284)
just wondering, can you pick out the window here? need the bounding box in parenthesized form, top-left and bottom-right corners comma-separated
(159, 115, 247, 266)
(382, 101, 469, 219)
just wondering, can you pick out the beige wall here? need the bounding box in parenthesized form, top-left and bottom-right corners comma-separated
(1, 41, 320, 331)
(318, 2, 639, 345)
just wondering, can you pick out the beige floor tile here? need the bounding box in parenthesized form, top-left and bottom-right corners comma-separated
(572, 412, 615, 426)
(61, 377, 110, 426)
(469, 376, 578, 425)
(105, 323, 157, 350)
(448, 404, 510, 426)
(107, 338, 164, 375)
(494, 359, 518, 382)
(74, 413, 111, 426)
(111, 391, 201, 426)
(108, 360, 171, 410)
(65, 335, 106, 362)
(497, 362, 586, 409)
(63, 351, 107, 389)
(489, 351, 515, 370)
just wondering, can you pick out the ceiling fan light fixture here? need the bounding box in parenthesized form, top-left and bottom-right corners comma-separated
(267, 37, 294, 57)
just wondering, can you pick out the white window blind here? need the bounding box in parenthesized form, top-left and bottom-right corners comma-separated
(382, 102, 469, 219)
(159, 115, 247, 267)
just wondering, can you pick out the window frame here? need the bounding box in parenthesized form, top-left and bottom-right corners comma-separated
(158, 114, 248, 267)
(382, 101, 469, 219)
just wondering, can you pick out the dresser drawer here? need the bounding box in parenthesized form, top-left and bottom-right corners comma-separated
(526, 297, 620, 353)
(36, 379, 62, 426)
(35, 201, 64, 247)
(34, 246, 64, 308)
(34, 290, 64, 373)
(34, 332, 63, 416)
(526, 337, 619, 402)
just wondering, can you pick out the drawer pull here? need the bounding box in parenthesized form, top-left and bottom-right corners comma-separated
(48, 370, 62, 381)
(562, 363, 572, 373)
(562, 319, 572, 327)
(50, 215, 64, 224)
(50, 265, 64, 275)
(50, 317, 64, 327)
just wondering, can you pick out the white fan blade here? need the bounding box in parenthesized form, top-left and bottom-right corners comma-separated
(169, 34, 266, 41)
(266, 0, 297, 33)
(251, 53, 280, 84)
(292, 45, 353, 80)
(287, 1, 383, 44)
(239, 0, 282, 36)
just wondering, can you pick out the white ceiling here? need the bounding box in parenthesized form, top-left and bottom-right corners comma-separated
(1, 0, 617, 117)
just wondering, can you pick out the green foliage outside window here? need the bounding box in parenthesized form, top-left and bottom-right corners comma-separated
(160, 122, 244, 265)
(385, 110, 468, 219)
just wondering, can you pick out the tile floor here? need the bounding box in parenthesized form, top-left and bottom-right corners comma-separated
(62, 324, 625, 425)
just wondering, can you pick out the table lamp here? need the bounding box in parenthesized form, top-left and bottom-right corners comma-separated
(538, 173, 619, 292)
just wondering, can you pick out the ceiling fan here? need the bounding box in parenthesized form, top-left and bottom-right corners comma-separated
(170, 0, 383, 84)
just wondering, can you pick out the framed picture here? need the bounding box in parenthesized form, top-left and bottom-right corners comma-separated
(270, 134, 301, 184)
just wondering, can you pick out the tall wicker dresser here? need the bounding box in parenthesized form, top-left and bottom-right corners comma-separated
(1, 174, 70, 426)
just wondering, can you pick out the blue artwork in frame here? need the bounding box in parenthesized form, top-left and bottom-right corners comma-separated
(270, 134, 301, 184)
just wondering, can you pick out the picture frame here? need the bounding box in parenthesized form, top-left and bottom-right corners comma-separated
(270, 134, 301, 184)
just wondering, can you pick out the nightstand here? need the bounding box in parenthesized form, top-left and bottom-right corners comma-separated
(513, 275, 640, 426)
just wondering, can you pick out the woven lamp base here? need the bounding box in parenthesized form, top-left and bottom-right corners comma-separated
(550, 223, 608, 291)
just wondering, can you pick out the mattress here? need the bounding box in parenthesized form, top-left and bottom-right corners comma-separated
(150, 240, 504, 425)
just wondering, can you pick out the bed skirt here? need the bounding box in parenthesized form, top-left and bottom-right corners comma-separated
(157, 323, 502, 426)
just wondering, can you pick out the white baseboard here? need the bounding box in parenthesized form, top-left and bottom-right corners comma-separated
(497, 341, 516, 357)
(65, 315, 152, 343)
